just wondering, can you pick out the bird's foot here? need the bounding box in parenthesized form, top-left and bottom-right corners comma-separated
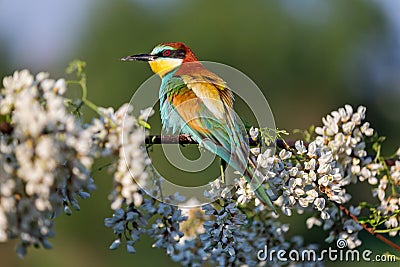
(179, 134, 194, 146)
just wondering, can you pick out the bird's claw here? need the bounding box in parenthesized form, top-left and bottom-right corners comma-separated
(179, 134, 193, 146)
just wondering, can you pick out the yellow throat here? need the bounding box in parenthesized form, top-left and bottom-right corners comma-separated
(148, 58, 183, 77)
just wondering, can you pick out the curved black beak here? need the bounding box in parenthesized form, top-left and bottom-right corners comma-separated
(121, 53, 157, 62)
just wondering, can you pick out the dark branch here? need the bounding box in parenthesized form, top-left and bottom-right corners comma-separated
(145, 134, 298, 149)
(145, 134, 396, 166)
(336, 203, 400, 251)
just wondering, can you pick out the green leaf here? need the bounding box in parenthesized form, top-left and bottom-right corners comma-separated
(357, 217, 369, 224)
(66, 59, 87, 78)
(139, 120, 151, 129)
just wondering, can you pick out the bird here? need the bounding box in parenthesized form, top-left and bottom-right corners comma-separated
(122, 42, 274, 210)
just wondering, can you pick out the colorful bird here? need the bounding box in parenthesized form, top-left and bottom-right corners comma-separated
(122, 42, 274, 210)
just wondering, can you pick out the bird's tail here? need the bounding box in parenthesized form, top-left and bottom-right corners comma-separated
(243, 163, 276, 211)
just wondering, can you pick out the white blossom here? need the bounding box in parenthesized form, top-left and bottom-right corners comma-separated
(94, 104, 154, 210)
(295, 140, 307, 154)
(279, 149, 292, 160)
(249, 127, 259, 140)
(0, 70, 95, 256)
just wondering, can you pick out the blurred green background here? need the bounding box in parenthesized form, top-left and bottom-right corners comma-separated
(1, 0, 399, 266)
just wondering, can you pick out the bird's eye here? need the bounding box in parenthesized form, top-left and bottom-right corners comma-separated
(162, 50, 172, 57)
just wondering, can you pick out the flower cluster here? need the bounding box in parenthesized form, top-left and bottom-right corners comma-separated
(148, 201, 187, 254)
(172, 194, 319, 266)
(247, 104, 400, 251)
(250, 135, 351, 221)
(105, 204, 148, 253)
(88, 104, 153, 210)
(0, 70, 95, 256)
(373, 149, 400, 236)
(314, 105, 379, 185)
(105, 195, 187, 256)
(199, 200, 250, 266)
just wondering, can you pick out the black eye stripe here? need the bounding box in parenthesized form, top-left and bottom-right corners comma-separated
(174, 49, 185, 59)
(157, 49, 185, 59)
